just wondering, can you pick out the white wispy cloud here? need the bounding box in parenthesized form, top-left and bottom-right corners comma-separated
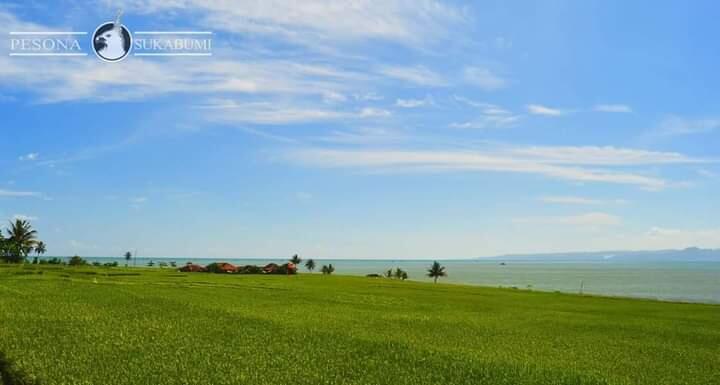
(353, 92, 384, 101)
(512, 212, 622, 227)
(451, 97, 520, 129)
(281, 145, 704, 189)
(0, 189, 41, 198)
(18, 152, 39, 161)
(378, 65, 447, 87)
(395, 96, 433, 108)
(509, 146, 701, 166)
(198, 100, 391, 125)
(527, 104, 564, 116)
(322, 91, 348, 104)
(463, 67, 507, 90)
(453, 96, 512, 115)
(450, 115, 520, 129)
(104, 0, 465, 48)
(539, 196, 628, 205)
(12, 214, 38, 222)
(696, 169, 717, 178)
(317, 127, 406, 145)
(653, 116, 720, 137)
(594, 104, 632, 113)
(0, 10, 375, 103)
(0, 56, 369, 103)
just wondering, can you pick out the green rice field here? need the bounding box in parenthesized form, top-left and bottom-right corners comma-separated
(0, 264, 718, 385)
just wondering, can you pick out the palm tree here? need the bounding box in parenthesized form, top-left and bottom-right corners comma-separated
(305, 258, 316, 273)
(394, 267, 404, 280)
(35, 241, 46, 257)
(5, 219, 37, 263)
(290, 254, 302, 265)
(427, 261, 447, 283)
(0, 232, 7, 260)
(124, 251, 132, 267)
(385, 269, 393, 278)
(321, 264, 335, 275)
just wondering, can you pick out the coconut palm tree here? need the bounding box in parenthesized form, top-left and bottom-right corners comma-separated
(290, 254, 302, 265)
(124, 251, 132, 267)
(385, 269, 393, 278)
(305, 258, 316, 273)
(427, 261, 447, 283)
(321, 264, 335, 275)
(35, 241, 46, 257)
(5, 219, 38, 263)
(0, 232, 7, 260)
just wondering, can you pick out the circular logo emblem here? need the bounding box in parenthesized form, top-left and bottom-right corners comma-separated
(92, 21, 132, 62)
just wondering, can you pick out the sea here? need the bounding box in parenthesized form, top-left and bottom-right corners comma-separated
(77, 257, 720, 304)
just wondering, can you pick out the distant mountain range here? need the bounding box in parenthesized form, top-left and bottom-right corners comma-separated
(486, 247, 720, 262)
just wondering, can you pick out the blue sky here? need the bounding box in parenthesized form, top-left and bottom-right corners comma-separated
(0, 1, 718, 259)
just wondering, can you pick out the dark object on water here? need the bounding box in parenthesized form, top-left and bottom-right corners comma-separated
(499, 262, 506, 266)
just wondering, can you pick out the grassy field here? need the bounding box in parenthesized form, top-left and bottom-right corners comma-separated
(0, 264, 718, 385)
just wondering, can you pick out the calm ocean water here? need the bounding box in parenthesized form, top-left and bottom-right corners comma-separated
(80, 257, 720, 304)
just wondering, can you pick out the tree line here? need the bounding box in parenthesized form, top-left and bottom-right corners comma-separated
(0, 220, 449, 283)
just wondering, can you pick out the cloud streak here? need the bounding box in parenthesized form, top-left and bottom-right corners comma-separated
(512, 212, 622, 227)
(102, 0, 465, 49)
(379, 65, 447, 87)
(282, 145, 704, 189)
(199, 99, 391, 125)
(594, 104, 632, 113)
(527, 104, 564, 117)
(0, 189, 42, 198)
(653, 116, 720, 137)
(463, 67, 507, 90)
(539, 196, 628, 205)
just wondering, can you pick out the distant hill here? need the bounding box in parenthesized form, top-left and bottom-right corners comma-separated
(486, 247, 720, 262)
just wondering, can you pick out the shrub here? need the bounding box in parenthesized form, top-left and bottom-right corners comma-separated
(237, 265, 263, 274)
(206, 262, 236, 274)
(68, 255, 87, 266)
(262, 263, 297, 275)
(275, 263, 297, 275)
